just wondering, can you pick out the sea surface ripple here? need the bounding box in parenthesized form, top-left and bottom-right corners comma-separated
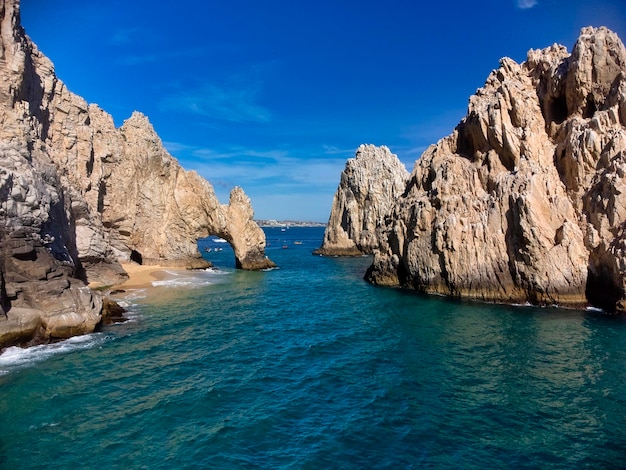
(1, 227, 625, 469)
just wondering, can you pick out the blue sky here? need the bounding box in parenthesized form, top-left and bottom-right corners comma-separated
(21, 1, 626, 222)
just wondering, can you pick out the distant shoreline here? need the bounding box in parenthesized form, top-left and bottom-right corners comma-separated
(256, 220, 327, 228)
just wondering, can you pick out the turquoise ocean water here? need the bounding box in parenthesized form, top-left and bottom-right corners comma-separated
(1, 226, 626, 469)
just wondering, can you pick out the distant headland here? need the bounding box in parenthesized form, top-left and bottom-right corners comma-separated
(257, 220, 327, 228)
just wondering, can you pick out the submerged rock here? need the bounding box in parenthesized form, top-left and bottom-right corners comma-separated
(0, 0, 274, 349)
(100, 298, 127, 325)
(315, 144, 409, 256)
(363, 27, 626, 311)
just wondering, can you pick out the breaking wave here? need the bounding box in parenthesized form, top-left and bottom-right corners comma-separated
(0, 334, 109, 376)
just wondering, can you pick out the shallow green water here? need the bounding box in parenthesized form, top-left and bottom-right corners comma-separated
(1, 227, 625, 469)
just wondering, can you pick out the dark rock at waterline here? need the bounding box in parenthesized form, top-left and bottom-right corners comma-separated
(100, 298, 128, 325)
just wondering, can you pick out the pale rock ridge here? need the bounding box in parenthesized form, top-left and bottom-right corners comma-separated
(0, 0, 274, 348)
(316, 144, 409, 256)
(365, 27, 626, 312)
(104, 111, 275, 271)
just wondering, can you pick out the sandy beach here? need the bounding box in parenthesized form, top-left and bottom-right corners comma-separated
(114, 263, 188, 289)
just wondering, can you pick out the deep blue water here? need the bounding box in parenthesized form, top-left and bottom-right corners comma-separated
(1, 226, 626, 469)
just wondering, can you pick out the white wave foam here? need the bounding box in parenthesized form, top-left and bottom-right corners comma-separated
(108, 292, 146, 324)
(586, 306, 606, 313)
(30, 422, 60, 430)
(150, 268, 232, 288)
(113, 288, 147, 308)
(0, 333, 107, 375)
(203, 268, 231, 275)
(151, 278, 213, 288)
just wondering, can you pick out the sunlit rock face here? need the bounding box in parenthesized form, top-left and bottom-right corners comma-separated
(0, 0, 273, 348)
(366, 27, 626, 312)
(316, 144, 409, 256)
(102, 111, 275, 272)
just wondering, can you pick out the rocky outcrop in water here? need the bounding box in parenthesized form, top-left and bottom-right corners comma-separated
(315, 144, 409, 256)
(0, 0, 274, 348)
(100, 111, 275, 272)
(365, 27, 626, 312)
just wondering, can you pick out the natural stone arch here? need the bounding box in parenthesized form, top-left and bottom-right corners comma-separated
(79, 112, 276, 281)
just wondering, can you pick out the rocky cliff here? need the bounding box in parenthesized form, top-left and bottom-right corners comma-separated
(364, 27, 626, 312)
(0, 0, 274, 348)
(316, 144, 409, 256)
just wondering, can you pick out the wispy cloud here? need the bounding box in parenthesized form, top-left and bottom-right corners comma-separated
(516, 0, 538, 9)
(163, 142, 359, 220)
(119, 46, 218, 67)
(398, 145, 429, 168)
(121, 54, 160, 65)
(190, 147, 289, 163)
(109, 28, 141, 46)
(161, 83, 271, 123)
(163, 141, 196, 155)
(321, 145, 355, 156)
(167, 142, 346, 193)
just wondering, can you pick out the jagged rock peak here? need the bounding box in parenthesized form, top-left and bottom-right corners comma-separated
(526, 26, 626, 131)
(364, 26, 626, 312)
(315, 144, 409, 256)
(0, 0, 274, 349)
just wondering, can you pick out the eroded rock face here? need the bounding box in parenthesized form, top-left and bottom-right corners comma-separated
(0, 142, 104, 344)
(104, 111, 275, 271)
(316, 144, 409, 256)
(366, 27, 626, 311)
(0, 0, 273, 348)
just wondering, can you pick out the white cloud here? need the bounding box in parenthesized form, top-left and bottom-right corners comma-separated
(321, 145, 354, 156)
(163, 141, 195, 155)
(191, 147, 289, 162)
(173, 143, 344, 188)
(516, 0, 538, 9)
(161, 84, 271, 123)
(120, 46, 216, 67)
(162, 141, 350, 219)
(110, 28, 140, 46)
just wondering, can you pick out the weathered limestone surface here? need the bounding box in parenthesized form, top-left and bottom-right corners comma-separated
(103, 111, 275, 272)
(316, 144, 409, 256)
(365, 27, 626, 312)
(0, 0, 274, 349)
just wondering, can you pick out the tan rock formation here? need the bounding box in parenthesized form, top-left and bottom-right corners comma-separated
(366, 27, 626, 312)
(104, 111, 275, 271)
(315, 144, 409, 256)
(0, 0, 274, 348)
